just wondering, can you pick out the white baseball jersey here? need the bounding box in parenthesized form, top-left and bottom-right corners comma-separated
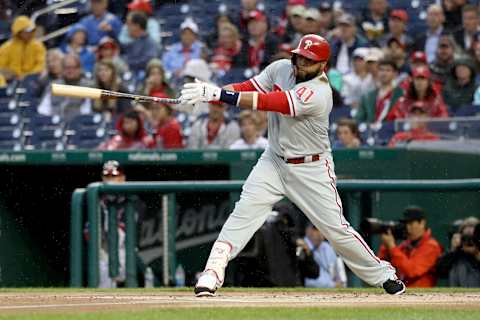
(250, 59, 333, 159)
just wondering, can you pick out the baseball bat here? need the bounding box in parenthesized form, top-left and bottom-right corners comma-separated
(51, 84, 182, 104)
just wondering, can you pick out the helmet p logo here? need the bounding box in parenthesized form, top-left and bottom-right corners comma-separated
(304, 39, 313, 50)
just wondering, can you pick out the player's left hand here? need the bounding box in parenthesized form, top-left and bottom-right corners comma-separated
(180, 79, 221, 105)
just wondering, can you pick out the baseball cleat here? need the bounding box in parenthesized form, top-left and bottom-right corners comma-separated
(194, 287, 217, 297)
(194, 271, 218, 297)
(382, 278, 406, 295)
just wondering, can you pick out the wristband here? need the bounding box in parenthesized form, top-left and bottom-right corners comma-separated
(219, 89, 240, 106)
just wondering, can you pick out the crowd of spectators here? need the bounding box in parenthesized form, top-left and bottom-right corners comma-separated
(1, 0, 480, 151)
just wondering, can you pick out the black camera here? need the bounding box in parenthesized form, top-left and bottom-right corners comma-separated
(461, 234, 476, 247)
(361, 218, 406, 239)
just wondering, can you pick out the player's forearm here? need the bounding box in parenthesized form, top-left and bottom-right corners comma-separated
(223, 84, 235, 91)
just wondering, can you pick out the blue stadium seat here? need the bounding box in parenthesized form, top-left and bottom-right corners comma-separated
(0, 126, 22, 140)
(27, 114, 63, 130)
(372, 121, 395, 146)
(65, 114, 107, 149)
(218, 68, 249, 86)
(0, 125, 23, 150)
(27, 127, 65, 150)
(0, 98, 15, 114)
(453, 104, 478, 117)
(426, 121, 454, 137)
(67, 113, 104, 130)
(69, 138, 104, 150)
(457, 119, 480, 139)
(329, 105, 352, 123)
(0, 113, 21, 127)
(17, 74, 42, 98)
(0, 140, 22, 151)
(16, 99, 40, 119)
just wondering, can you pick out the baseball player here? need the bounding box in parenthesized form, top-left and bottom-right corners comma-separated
(181, 34, 406, 296)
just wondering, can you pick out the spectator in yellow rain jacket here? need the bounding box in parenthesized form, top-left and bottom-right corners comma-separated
(0, 15, 46, 81)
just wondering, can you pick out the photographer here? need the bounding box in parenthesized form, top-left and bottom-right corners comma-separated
(377, 206, 442, 287)
(436, 217, 480, 287)
(234, 203, 319, 287)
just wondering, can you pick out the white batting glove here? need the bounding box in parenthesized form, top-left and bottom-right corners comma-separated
(180, 79, 222, 105)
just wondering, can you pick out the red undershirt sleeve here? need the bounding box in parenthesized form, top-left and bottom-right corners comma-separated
(257, 91, 291, 115)
(231, 80, 257, 92)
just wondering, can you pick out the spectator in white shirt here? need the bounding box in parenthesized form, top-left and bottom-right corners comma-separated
(230, 110, 268, 150)
(342, 47, 376, 108)
(414, 4, 444, 63)
(303, 224, 347, 288)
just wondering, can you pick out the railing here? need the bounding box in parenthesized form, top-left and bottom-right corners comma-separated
(70, 179, 480, 288)
(31, 0, 83, 43)
(31, 0, 80, 23)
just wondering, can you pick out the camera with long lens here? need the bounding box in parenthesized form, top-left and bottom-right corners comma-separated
(361, 218, 406, 239)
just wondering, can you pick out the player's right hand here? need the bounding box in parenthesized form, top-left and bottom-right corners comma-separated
(180, 79, 222, 105)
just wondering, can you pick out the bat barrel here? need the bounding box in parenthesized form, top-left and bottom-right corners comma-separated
(51, 84, 102, 100)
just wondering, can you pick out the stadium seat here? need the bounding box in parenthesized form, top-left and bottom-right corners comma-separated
(0, 87, 7, 98)
(27, 127, 65, 150)
(218, 68, 249, 86)
(69, 138, 104, 150)
(329, 105, 352, 124)
(27, 114, 62, 130)
(0, 140, 22, 150)
(453, 104, 478, 117)
(16, 99, 40, 119)
(372, 121, 395, 146)
(0, 113, 21, 127)
(0, 125, 23, 150)
(67, 113, 104, 130)
(0, 98, 15, 114)
(65, 114, 107, 149)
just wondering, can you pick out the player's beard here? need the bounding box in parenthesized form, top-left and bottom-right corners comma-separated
(295, 64, 323, 84)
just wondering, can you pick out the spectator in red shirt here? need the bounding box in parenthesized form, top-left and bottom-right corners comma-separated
(97, 110, 153, 150)
(274, 1, 306, 45)
(387, 66, 449, 121)
(137, 58, 174, 97)
(149, 93, 184, 149)
(209, 22, 242, 73)
(378, 206, 443, 287)
(398, 51, 442, 93)
(388, 105, 440, 147)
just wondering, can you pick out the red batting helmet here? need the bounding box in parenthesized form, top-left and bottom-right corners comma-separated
(291, 34, 330, 62)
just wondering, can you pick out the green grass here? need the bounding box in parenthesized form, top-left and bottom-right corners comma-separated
(1, 307, 480, 320)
